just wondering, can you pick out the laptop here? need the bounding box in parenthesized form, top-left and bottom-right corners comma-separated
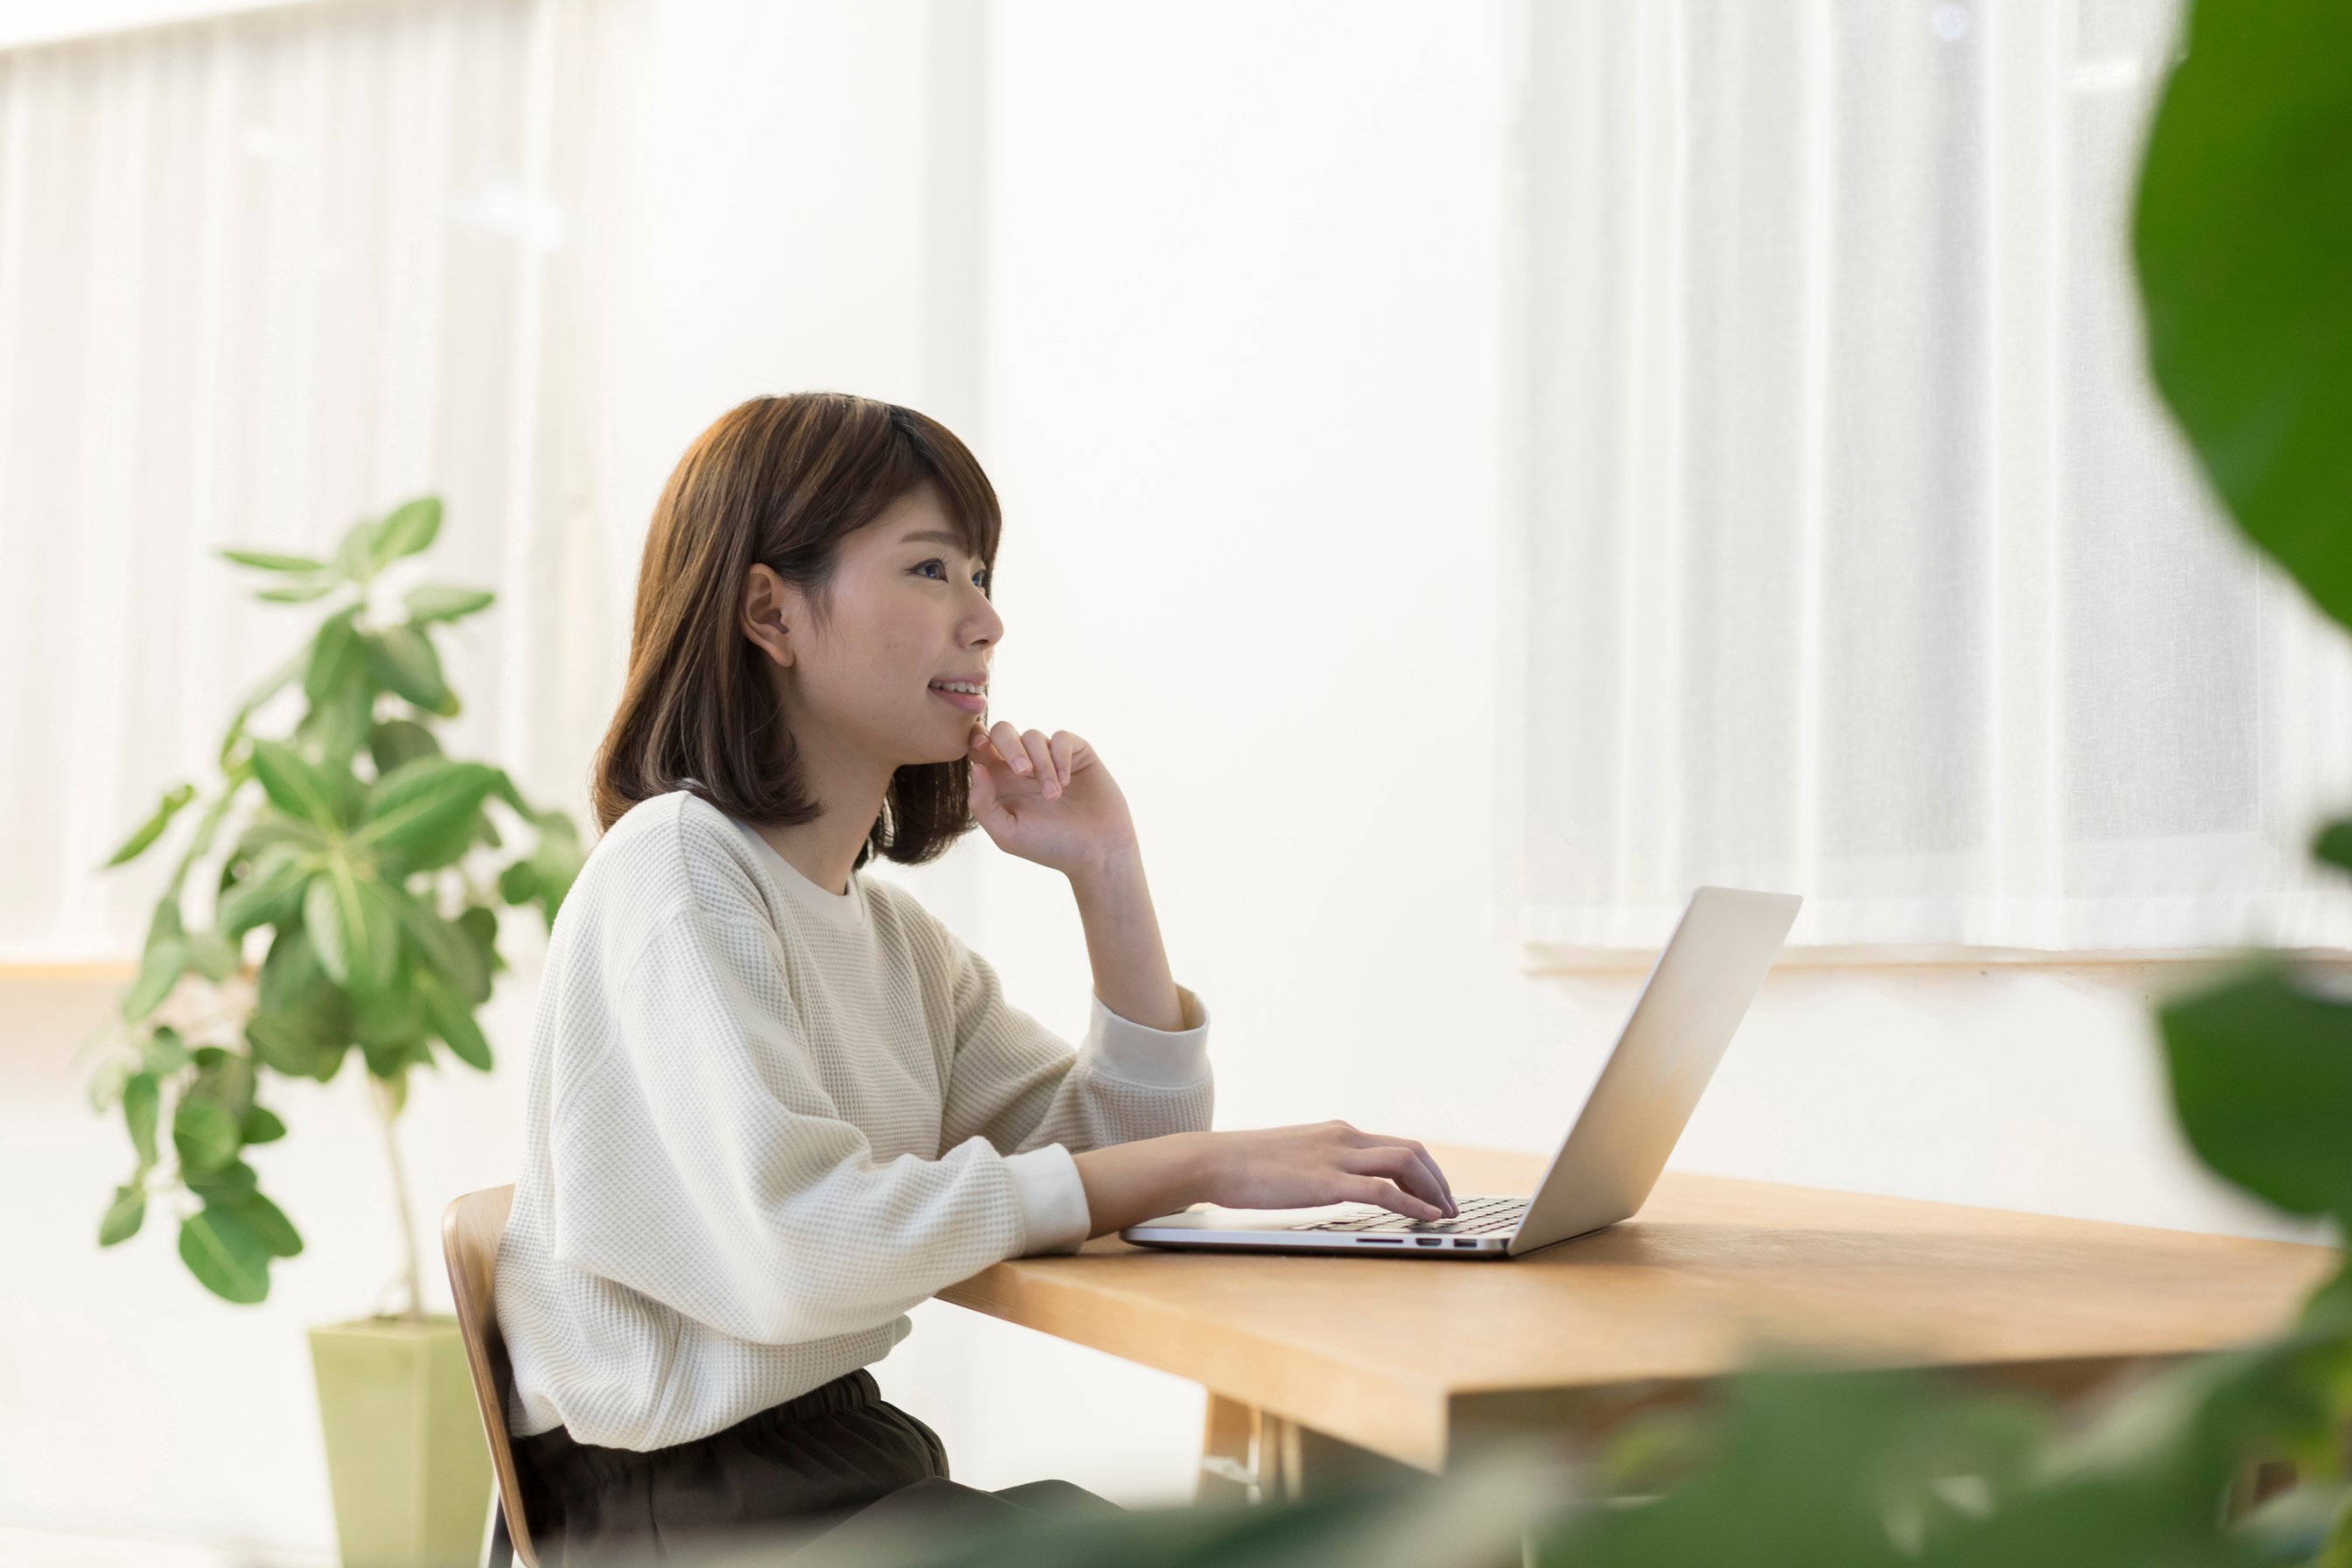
(1121, 886, 1802, 1260)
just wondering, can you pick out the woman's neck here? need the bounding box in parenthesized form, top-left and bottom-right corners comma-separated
(752, 742, 896, 896)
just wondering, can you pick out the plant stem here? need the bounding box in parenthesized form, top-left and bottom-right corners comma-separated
(367, 1072, 424, 1324)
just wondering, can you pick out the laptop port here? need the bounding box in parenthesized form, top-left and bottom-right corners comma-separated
(1453, 1239, 1477, 1248)
(1416, 1238, 1443, 1247)
(1361, 1236, 1403, 1244)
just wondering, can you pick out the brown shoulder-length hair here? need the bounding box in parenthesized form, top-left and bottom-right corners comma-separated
(590, 392, 1002, 871)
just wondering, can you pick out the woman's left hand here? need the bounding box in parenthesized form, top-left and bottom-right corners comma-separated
(965, 719, 1137, 878)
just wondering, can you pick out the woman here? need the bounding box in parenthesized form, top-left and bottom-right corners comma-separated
(494, 392, 1459, 1564)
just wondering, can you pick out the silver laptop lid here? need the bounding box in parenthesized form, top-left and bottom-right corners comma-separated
(1507, 886, 1800, 1255)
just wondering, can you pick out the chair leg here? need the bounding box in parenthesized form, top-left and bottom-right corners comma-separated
(482, 1487, 514, 1568)
(1197, 1393, 1261, 1505)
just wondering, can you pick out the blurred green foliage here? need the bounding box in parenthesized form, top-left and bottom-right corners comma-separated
(89, 496, 583, 1305)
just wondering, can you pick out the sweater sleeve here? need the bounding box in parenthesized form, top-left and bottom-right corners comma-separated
(544, 902, 1062, 1348)
(933, 925, 1215, 1251)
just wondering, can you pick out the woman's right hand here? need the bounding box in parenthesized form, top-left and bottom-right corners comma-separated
(1071, 1122, 1458, 1240)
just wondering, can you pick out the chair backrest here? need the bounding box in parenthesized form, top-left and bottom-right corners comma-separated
(444, 1184, 540, 1568)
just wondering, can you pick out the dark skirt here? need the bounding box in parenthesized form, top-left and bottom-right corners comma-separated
(512, 1368, 1119, 1566)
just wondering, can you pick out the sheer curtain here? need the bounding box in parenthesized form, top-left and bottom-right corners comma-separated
(1499, 0, 2352, 959)
(0, 0, 634, 962)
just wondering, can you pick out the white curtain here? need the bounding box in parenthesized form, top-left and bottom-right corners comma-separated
(1502, 0, 2352, 958)
(0, 0, 634, 962)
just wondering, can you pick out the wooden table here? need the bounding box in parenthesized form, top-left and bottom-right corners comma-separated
(936, 1144, 2338, 1499)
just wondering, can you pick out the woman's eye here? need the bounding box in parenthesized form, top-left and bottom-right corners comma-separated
(916, 559, 990, 591)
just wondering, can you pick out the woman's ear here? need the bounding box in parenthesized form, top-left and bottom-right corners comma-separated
(741, 564, 794, 669)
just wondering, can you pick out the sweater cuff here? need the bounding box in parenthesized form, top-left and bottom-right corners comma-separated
(1004, 1143, 1093, 1256)
(1084, 983, 1212, 1088)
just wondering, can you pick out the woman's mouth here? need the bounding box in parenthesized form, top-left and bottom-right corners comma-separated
(929, 683, 986, 713)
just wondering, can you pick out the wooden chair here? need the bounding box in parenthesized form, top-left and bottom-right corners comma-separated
(444, 1184, 542, 1568)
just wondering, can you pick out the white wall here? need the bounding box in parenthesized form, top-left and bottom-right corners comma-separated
(0, 0, 2328, 1556)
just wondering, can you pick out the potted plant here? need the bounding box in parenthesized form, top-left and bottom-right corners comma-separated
(88, 496, 584, 1568)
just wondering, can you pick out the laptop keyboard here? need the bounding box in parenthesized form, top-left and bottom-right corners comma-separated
(1289, 1195, 1528, 1236)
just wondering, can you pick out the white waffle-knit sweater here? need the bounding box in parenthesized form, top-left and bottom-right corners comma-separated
(494, 788, 1214, 1451)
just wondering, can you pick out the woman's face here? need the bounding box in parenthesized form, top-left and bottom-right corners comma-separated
(757, 482, 1002, 774)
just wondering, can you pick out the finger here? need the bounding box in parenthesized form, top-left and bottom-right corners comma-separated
(1401, 1138, 1456, 1212)
(1347, 1147, 1451, 1216)
(1048, 732, 1076, 788)
(1352, 1130, 1452, 1213)
(1018, 730, 1058, 796)
(987, 720, 1033, 776)
(1341, 1175, 1445, 1222)
(965, 758, 1005, 824)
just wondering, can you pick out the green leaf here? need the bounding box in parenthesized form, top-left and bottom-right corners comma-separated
(256, 579, 339, 605)
(99, 1185, 145, 1247)
(216, 849, 313, 936)
(122, 936, 189, 1022)
(303, 608, 368, 709)
(368, 718, 441, 778)
(139, 1026, 192, 1076)
(172, 1095, 242, 1176)
(122, 1072, 158, 1168)
(295, 680, 376, 773)
(525, 813, 584, 925)
(498, 861, 541, 908)
(381, 883, 488, 1004)
(188, 1170, 298, 1260)
(257, 924, 326, 1014)
(370, 497, 443, 569)
(368, 625, 458, 717)
(250, 740, 346, 830)
(245, 1012, 331, 1079)
(192, 1047, 256, 1118)
(246, 930, 351, 1080)
(417, 969, 492, 1070)
(458, 904, 507, 979)
(165, 770, 245, 906)
(86, 1059, 130, 1114)
(122, 900, 190, 1023)
(304, 861, 398, 996)
(178, 1206, 270, 1303)
(2133, 0, 2352, 631)
(240, 1104, 286, 1144)
(186, 928, 240, 983)
(236, 1194, 302, 1260)
(357, 758, 496, 871)
(220, 645, 305, 768)
(2315, 819, 2352, 878)
(103, 781, 196, 868)
(404, 584, 494, 624)
(2160, 963, 2352, 1222)
(228, 817, 325, 865)
(220, 547, 326, 574)
(332, 514, 376, 582)
(186, 1158, 256, 1195)
(145, 893, 184, 948)
(489, 768, 529, 817)
(352, 967, 428, 1058)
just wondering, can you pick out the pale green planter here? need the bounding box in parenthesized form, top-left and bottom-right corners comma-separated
(310, 1315, 495, 1568)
